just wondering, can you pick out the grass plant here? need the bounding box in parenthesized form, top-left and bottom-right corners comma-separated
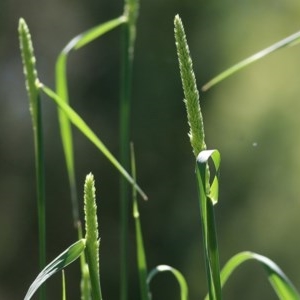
(17, 2, 300, 300)
(18, 18, 47, 300)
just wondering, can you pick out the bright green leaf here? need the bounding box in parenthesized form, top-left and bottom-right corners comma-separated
(24, 239, 86, 300)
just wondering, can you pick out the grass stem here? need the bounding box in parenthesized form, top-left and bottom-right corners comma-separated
(119, 1, 139, 299)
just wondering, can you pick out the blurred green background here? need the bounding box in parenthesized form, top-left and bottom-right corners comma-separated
(1, 0, 300, 299)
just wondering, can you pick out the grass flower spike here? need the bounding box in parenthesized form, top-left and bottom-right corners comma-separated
(174, 14, 206, 157)
(18, 18, 40, 122)
(84, 173, 102, 300)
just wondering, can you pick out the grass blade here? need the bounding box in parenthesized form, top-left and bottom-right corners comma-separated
(18, 18, 47, 299)
(204, 251, 300, 300)
(119, 1, 140, 298)
(196, 149, 222, 300)
(73, 16, 127, 50)
(202, 30, 300, 91)
(55, 16, 127, 226)
(84, 173, 102, 300)
(147, 265, 188, 300)
(24, 239, 86, 300)
(39, 83, 147, 200)
(130, 143, 150, 300)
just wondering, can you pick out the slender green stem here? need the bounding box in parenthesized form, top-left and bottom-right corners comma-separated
(120, 1, 139, 299)
(18, 18, 47, 300)
(35, 90, 47, 300)
(130, 143, 150, 300)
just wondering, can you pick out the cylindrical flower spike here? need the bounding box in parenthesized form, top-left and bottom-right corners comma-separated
(174, 14, 206, 157)
(84, 173, 102, 300)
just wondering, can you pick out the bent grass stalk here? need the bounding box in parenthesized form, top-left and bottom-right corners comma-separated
(18, 18, 47, 300)
(55, 15, 127, 227)
(147, 265, 188, 300)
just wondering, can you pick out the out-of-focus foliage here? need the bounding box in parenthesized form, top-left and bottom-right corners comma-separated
(1, 0, 300, 299)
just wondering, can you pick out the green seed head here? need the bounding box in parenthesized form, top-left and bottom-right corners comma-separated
(174, 15, 206, 157)
(84, 172, 101, 297)
(18, 18, 40, 122)
(84, 173, 99, 253)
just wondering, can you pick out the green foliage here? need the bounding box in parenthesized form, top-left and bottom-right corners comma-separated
(17, 3, 300, 300)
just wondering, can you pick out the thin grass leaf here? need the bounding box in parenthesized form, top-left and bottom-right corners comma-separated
(84, 173, 102, 300)
(130, 143, 150, 300)
(74, 16, 127, 50)
(55, 16, 127, 226)
(24, 239, 86, 300)
(147, 265, 188, 300)
(204, 251, 300, 300)
(39, 83, 147, 201)
(174, 14, 206, 157)
(202, 30, 300, 91)
(18, 18, 47, 300)
(119, 1, 140, 298)
(196, 149, 221, 300)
